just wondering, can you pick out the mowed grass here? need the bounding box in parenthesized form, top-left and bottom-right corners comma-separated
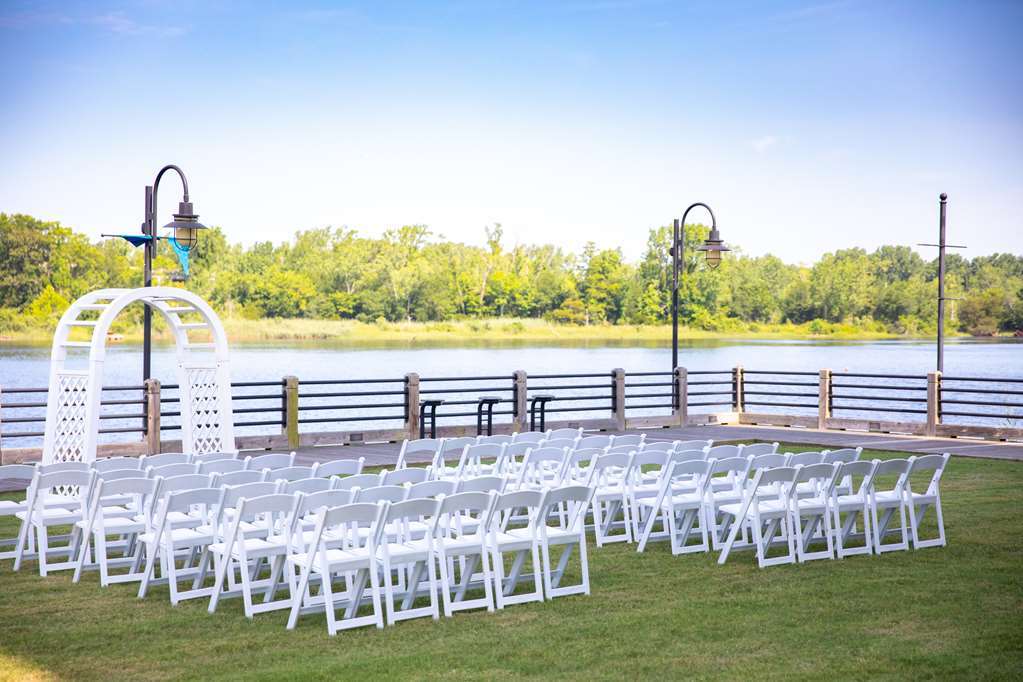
(0, 446, 1020, 681)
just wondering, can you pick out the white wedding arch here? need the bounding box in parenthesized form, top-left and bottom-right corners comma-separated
(42, 287, 236, 464)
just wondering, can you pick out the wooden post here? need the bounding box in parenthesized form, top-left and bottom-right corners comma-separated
(926, 371, 941, 437)
(404, 373, 420, 440)
(732, 365, 745, 414)
(818, 369, 831, 431)
(144, 379, 161, 455)
(512, 370, 528, 433)
(673, 366, 688, 426)
(612, 368, 626, 430)
(283, 375, 300, 450)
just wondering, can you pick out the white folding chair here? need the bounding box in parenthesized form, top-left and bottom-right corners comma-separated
(905, 454, 950, 550)
(0, 464, 37, 561)
(588, 452, 634, 547)
(822, 447, 863, 465)
(830, 460, 878, 558)
(512, 447, 570, 490)
(454, 443, 506, 479)
(741, 442, 779, 458)
(395, 438, 443, 469)
(286, 502, 388, 635)
(717, 466, 799, 568)
(789, 463, 841, 562)
(636, 460, 712, 555)
(13, 469, 93, 575)
(147, 462, 199, 478)
(246, 452, 296, 471)
(380, 467, 431, 486)
(486, 490, 544, 609)
(431, 438, 476, 479)
(748, 453, 788, 472)
(609, 433, 645, 449)
(317, 458, 365, 478)
(705, 456, 753, 550)
(537, 486, 594, 599)
(432, 491, 496, 616)
(626, 451, 672, 538)
(869, 458, 912, 554)
(137, 487, 224, 604)
(73, 476, 159, 585)
(378, 498, 441, 625)
(497, 442, 532, 476)
(562, 448, 604, 486)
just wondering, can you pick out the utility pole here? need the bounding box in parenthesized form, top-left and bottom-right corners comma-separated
(918, 193, 965, 372)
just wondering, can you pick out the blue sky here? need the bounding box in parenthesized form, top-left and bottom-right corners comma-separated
(1, 0, 1020, 262)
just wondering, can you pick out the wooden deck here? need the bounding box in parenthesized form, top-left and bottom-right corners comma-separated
(286, 423, 1023, 467)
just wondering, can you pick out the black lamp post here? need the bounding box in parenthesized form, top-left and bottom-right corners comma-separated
(141, 164, 207, 382)
(670, 203, 729, 373)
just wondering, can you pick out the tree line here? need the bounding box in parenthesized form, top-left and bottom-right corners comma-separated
(2, 212, 1021, 335)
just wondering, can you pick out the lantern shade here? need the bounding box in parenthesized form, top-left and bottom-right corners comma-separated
(163, 201, 206, 253)
(696, 226, 729, 270)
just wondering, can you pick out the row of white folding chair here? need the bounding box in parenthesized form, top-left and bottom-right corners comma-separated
(287, 484, 595, 634)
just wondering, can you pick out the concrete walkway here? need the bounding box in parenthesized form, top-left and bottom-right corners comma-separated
(289, 424, 1023, 467)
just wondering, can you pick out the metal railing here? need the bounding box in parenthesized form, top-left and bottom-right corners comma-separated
(742, 369, 819, 413)
(939, 375, 1023, 424)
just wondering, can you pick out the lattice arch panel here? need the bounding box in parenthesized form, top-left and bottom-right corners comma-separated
(41, 287, 236, 464)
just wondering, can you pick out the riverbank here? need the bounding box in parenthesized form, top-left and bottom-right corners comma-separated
(0, 316, 966, 345)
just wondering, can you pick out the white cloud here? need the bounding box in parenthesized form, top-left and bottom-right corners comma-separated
(751, 135, 778, 153)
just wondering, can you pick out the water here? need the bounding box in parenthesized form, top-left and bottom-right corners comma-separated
(2, 337, 1020, 446)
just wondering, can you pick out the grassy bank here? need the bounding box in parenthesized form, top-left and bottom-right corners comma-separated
(0, 446, 1020, 679)
(0, 316, 951, 345)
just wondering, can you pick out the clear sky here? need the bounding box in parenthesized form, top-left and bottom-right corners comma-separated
(1, 0, 1021, 263)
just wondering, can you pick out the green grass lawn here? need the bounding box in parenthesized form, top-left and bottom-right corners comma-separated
(1, 446, 1020, 681)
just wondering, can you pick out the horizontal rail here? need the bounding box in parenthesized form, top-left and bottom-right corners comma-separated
(941, 410, 1022, 419)
(743, 380, 818, 387)
(420, 387, 512, 395)
(298, 403, 405, 411)
(941, 375, 1023, 384)
(831, 394, 926, 403)
(301, 390, 406, 398)
(420, 375, 513, 382)
(744, 391, 819, 399)
(941, 399, 1023, 408)
(530, 373, 611, 379)
(743, 370, 818, 376)
(300, 378, 404, 385)
(298, 414, 405, 424)
(831, 372, 927, 380)
(744, 401, 817, 409)
(831, 404, 927, 415)
(526, 383, 609, 391)
(940, 387, 1023, 396)
(830, 383, 926, 391)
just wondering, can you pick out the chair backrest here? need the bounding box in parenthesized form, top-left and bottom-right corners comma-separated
(265, 465, 318, 482)
(148, 462, 200, 478)
(577, 435, 613, 450)
(517, 447, 570, 488)
(610, 434, 644, 448)
(541, 438, 578, 451)
(869, 458, 911, 494)
(605, 444, 640, 456)
(381, 467, 430, 486)
(433, 491, 494, 540)
(222, 481, 280, 508)
(630, 450, 669, 470)
(317, 457, 365, 478)
(456, 475, 507, 494)
(833, 460, 877, 497)
(33, 469, 93, 505)
(317, 502, 388, 550)
(672, 449, 707, 464)
(439, 437, 476, 454)
(0, 464, 35, 489)
(353, 485, 408, 504)
(282, 477, 333, 495)
(216, 470, 263, 486)
(538, 485, 593, 533)
(707, 444, 742, 460)
(140, 453, 190, 468)
(489, 489, 544, 517)
(91, 476, 160, 516)
(638, 441, 677, 454)
(231, 494, 296, 542)
(476, 434, 513, 446)
(675, 439, 711, 452)
(198, 458, 248, 475)
(396, 438, 443, 468)
(95, 468, 149, 482)
(159, 473, 215, 494)
(749, 453, 788, 472)
(708, 456, 751, 492)
(246, 452, 296, 471)
(385, 497, 440, 525)
(456, 443, 506, 477)
(589, 453, 633, 488)
(406, 479, 456, 500)
(548, 428, 583, 440)
(92, 456, 142, 472)
(794, 462, 841, 492)
(663, 459, 713, 497)
(906, 453, 950, 495)
(752, 465, 799, 490)
(786, 451, 824, 467)
(38, 462, 91, 475)
(822, 447, 863, 465)
(511, 432, 547, 445)
(504, 442, 534, 458)
(741, 442, 778, 458)
(191, 452, 237, 464)
(333, 473, 382, 492)
(162, 487, 224, 515)
(293, 489, 353, 519)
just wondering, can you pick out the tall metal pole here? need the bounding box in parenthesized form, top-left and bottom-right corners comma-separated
(143, 186, 154, 383)
(671, 218, 680, 373)
(937, 192, 947, 373)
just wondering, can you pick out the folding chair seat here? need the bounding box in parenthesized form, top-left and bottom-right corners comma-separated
(456, 475, 507, 494)
(432, 492, 496, 616)
(905, 454, 950, 550)
(741, 442, 779, 458)
(829, 460, 878, 558)
(868, 458, 912, 554)
(396, 438, 444, 469)
(14, 469, 94, 575)
(547, 428, 583, 441)
(282, 477, 334, 496)
(609, 434, 645, 449)
(537, 486, 594, 599)
(378, 498, 442, 625)
(476, 434, 513, 446)
(198, 458, 248, 475)
(0, 465, 36, 561)
(317, 457, 365, 478)
(137, 487, 224, 604)
(576, 435, 613, 451)
(705, 456, 754, 550)
(147, 462, 200, 478)
(636, 460, 712, 554)
(266, 465, 319, 483)
(246, 452, 296, 471)
(286, 502, 388, 635)
(717, 466, 799, 568)
(454, 443, 506, 478)
(789, 463, 841, 562)
(540, 438, 578, 452)
(511, 432, 547, 445)
(92, 457, 143, 473)
(588, 453, 634, 547)
(208, 493, 298, 618)
(140, 453, 190, 468)
(380, 467, 431, 487)
(485, 490, 545, 609)
(216, 470, 264, 486)
(511, 447, 570, 491)
(334, 473, 383, 494)
(74, 476, 160, 585)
